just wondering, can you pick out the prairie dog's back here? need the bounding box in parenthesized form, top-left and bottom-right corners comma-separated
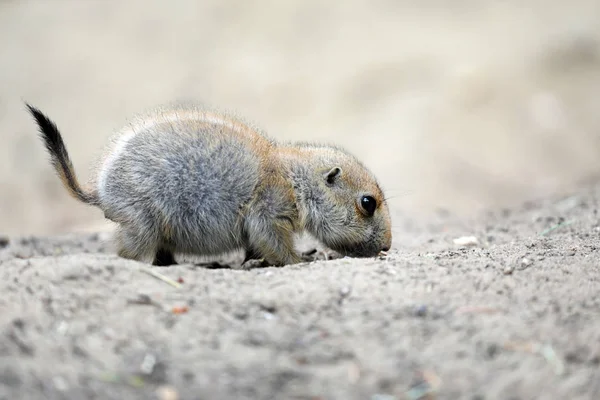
(96, 105, 273, 190)
(97, 105, 274, 254)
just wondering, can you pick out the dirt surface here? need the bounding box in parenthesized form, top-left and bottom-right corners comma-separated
(2, 182, 600, 400)
(2, 1, 600, 399)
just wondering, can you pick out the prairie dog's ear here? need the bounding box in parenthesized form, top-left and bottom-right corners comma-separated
(324, 167, 342, 185)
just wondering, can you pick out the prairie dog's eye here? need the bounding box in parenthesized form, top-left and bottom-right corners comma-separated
(360, 195, 377, 216)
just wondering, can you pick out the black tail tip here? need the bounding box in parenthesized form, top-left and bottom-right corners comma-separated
(24, 102, 59, 136)
(24, 102, 44, 121)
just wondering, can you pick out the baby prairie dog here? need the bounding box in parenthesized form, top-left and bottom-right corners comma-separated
(26, 103, 392, 266)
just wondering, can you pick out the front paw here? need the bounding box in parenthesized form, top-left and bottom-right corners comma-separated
(241, 258, 271, 269)
(301, 248, 338, 262)
(301, 248, 318, 261)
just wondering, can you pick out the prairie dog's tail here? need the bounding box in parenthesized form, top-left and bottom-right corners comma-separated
(26, 103, 99, 206)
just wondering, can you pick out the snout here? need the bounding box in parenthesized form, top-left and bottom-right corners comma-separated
(335, 242, 388, 258)
(328, 229, 392, 258)
(382, 226, 392, 253)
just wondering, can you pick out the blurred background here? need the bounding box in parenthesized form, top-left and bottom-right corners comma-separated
(1, 0, 600, 236)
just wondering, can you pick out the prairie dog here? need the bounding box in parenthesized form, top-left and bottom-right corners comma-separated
(26, 103, 392, 266)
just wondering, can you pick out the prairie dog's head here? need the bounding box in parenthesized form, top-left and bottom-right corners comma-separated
(294, 144, 392, 258)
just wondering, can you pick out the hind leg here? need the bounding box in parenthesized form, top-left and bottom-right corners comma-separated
(114, 225, 158, 263)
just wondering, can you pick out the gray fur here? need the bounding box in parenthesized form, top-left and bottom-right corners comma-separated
(101, 121, 259, 259)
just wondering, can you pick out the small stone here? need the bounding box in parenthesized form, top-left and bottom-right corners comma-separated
(56, 321, 69, 335)
(0, 236, 9, 249)
(262, 312, 276, 321)
(371, 394, 396, 400)
(453, 236, 479, 247)
(503, 266, 514, 275)
(156, 385, 179, 400)
(140, 353, 157, 375)
(414, 305, 428, 317)
(521, 258, 532, 266)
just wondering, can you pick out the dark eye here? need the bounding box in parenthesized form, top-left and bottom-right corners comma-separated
(360, 195, 377, 216)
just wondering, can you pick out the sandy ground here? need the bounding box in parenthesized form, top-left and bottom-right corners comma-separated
(2, 182, 600, 399)
(2, 1, 600, 399)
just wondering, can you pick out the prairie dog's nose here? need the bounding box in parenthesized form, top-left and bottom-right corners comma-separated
(381, 244, 390, 252)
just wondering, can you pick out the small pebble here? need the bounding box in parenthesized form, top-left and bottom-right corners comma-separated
(414, 305, 428, 317)
(520, 258, 532, 267)
(503, 266, 515, 275)
(453, 236, 479, 247)
(0, 236, 9, 249)
(129, 293, 153, 305)
(140, 353, 157, 375)
(56, 321, 69, 336)
(172, 306, 189, 315)
(371, 394, 396, 400)
(52, 376, 68, 392)
(156, 385, 179, 400)
(262, 312, 276, 321)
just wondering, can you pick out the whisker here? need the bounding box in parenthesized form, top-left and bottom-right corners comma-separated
(383, 195, 403, 202)
(380, 189, 414, 201)
(381, 188, 414, 194)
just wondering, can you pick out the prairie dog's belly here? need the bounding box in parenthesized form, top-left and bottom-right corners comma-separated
(98, 121, 262, 251)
